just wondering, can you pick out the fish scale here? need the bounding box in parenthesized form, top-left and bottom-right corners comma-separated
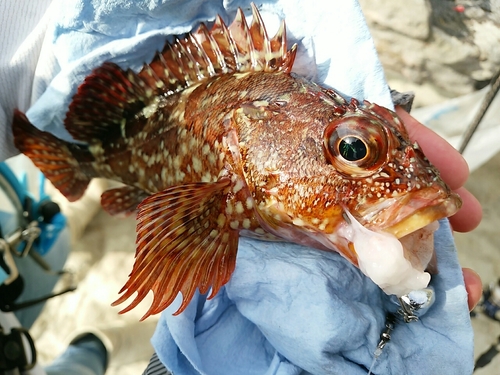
(12, 4, 461, 319)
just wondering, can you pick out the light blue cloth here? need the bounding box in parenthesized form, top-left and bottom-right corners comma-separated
(22, 1, 473, 374)
(153, 220, 473, 375)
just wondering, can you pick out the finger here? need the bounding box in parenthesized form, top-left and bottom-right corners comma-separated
(395, 107, 469, 190)
(448, 187, 483, 232)
(462, 268, 482, 311)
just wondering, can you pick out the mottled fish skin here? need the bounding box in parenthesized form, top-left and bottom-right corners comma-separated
(12, 4, 461, 319)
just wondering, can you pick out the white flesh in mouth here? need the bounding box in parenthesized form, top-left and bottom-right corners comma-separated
(337, 211, 439, 297)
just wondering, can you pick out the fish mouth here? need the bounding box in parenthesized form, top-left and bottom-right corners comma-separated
(325, 187, 462, 296)
(384, 192, 461, 239)
(360, 186, 462, 239)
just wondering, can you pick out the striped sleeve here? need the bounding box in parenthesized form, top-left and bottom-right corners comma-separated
(142, 352, 172, 375)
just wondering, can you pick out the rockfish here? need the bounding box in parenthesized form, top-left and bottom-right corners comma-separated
(12, 4, 461, 319)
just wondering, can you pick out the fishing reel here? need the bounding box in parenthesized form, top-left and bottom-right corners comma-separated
(0, 159, 76, 314)
(0, 326, 36, 372)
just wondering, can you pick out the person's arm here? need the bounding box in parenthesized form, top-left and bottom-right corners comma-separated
(0, 0, 55, 161)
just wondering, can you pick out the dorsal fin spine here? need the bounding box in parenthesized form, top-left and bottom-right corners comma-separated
(206, 21, 229, 74)
(229, 8, 255, 71)
(156, 49, 178, 94)
(213, 14, 239, 72)
(187, 33, 211, 80)
(194, 23, 219, 76)
(275, 21, 287, 68)
(173, 36, 196, 86)
(285, 44, 298, 73)
(250, 3, 270, 70)
(181, 33, 206, 81)
(169, 41, 189, 86)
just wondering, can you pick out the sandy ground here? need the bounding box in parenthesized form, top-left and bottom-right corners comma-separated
(455, 151, 500, 374)
(13, 175, 156, 374)
(31, 206, 155, 374)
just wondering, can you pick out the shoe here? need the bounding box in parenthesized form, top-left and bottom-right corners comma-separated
(69, 320, 158, 368)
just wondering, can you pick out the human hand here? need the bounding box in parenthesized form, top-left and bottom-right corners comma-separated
(395, 107, 482, 232)
(396, 107, 483, 310)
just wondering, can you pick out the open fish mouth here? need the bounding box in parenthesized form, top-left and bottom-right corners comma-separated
(383, 191, 461, 239)
(360, 187, 462, 239)
(380, 190, 461, 277)
(329, 188, 462, 297)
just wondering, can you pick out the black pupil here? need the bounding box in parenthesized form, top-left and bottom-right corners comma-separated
(339, 137, 367, 161)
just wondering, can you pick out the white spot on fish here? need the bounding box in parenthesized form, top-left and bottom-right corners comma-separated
(242, 218, 251, 229)
(245, 197, 253, 210)
(175, 169, 186, 181)
(192, 156, 202, 173)
(173, 155, 182, 169)
(142, 97, 160, 118)
(235, 202, 244, 214)
(233, 179, 244, 194)
(217, 213, 226, 227)
(234, 72, 251, 79)
(202, 144, 210, 155)
(292, 217, 306, 226)
(253, 100, 269, 107)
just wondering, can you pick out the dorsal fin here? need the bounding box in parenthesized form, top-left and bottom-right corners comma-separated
(139, 3, 297, 90)
(63, 3, 296, 143)
(65, 63, 151, 142)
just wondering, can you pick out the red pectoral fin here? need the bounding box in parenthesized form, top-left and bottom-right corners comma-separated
(112, 178, 239, 319)
(101, 185, 149, 217)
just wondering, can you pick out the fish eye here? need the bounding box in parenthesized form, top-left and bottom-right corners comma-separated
(323, 114, 389, 177)
(338, 136, 368, 161)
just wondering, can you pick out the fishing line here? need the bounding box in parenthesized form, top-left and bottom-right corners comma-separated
(366, 288, 435, 375)
(367, 313, 396, 375)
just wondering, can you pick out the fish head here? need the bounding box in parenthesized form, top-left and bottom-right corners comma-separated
(322, 101, 462, 238)
(245, 97, 461, 296)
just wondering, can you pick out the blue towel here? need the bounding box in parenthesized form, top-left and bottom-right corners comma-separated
(24, 1, 473, 374)
(153, 220, 473, 375)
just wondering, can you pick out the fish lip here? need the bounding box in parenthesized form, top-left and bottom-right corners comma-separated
(360, 187, 462, 239)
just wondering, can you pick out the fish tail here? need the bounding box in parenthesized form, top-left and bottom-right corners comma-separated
(12, 110, 93, 201)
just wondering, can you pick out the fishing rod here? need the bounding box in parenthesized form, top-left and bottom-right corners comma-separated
(459, 66, 500, 154)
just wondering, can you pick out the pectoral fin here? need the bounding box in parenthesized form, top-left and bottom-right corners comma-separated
(112, 178, 239, 319)
(101, 185, 149, 217)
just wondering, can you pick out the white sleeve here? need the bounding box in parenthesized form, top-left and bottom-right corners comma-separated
(0, 0, 55, 161)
